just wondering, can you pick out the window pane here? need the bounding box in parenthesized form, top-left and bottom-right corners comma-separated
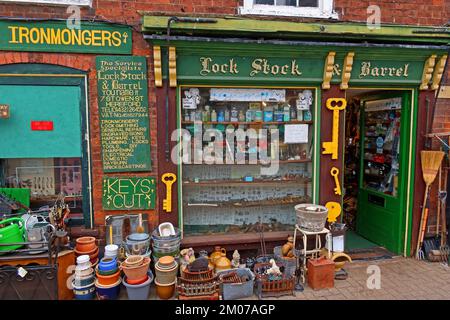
(255, 0, 275, 4)
(275, 0, 297, 6)
(299, 0, 318, 7)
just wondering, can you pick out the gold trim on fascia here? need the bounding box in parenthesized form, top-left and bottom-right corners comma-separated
(340, 52, 354, 90)
(420, 55, 437, 90)
(169, 46, 177, 88)
(0, 73, 85, 77)
(431, 55, 448, 91)
(154, 45, 163, 87)
(322, 51, 335, 90)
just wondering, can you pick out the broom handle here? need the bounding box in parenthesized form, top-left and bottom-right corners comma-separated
(442, 166, 448, 246)
(416, 185, 429, 257)
(437, 164, 442, 237)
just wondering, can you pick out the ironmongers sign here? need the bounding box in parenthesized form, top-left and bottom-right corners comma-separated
(97, 56, 151, 172)
(102, 177, 156, 210)
(0, 20, 132, 54)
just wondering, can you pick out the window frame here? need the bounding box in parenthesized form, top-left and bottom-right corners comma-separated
(239, 0, 338, 19)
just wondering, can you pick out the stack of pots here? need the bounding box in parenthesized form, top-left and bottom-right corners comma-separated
(154, 255, 178, 300)
(151, 227, 182, 263)
(95, 256, 121, 300)
(72, 255, 96, 300)
(125, 233, 151, 257)
(121, 255, 153, 300)
(75, 236, 99, 266)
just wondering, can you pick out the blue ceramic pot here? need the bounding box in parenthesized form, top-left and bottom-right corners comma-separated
(73, 282, 96, 300)
(73, 274, 95, 287)
(95, 278, 122, 300)
(98, 257, 117, 272)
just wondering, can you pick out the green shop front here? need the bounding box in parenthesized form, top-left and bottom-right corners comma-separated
(143, 16, 449, 257)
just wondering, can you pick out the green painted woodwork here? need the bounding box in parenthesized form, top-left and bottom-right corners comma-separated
(0, 85, 82, 158)
(142, 16, 450, 45)
(0, 20, 132, 54)
(356, 91, 412, 255)
(96, 56, 152, 173)
(102, 176, 156, 210)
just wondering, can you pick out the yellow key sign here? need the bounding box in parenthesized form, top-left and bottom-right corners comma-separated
(322, 98, 347, 160)
(162, 173, 176, 213)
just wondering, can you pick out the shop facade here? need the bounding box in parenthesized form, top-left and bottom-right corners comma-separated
(142, 16, 449, 257)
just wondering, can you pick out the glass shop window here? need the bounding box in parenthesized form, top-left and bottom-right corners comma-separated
(179, 86, 316, 236)
(0, 158, 83, 213)
(240, 0, 337, 18)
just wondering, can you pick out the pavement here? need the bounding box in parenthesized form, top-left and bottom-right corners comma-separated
(119, 257, 450, 300)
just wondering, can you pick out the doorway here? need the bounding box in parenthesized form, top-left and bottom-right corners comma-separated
(343, 89, 414, 255)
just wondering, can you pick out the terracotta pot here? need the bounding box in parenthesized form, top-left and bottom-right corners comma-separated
(124, 255, 143, 267)
(125, 274, 148, 285)
(120, 256, 150, 281)
(74, 245, 98, 256)
(155, 262, 178, 285)
(210, 246, 226, 266)
(96, 269, 121, 286)
(76, 237, 96, 252)
(155, 279, 175, 300)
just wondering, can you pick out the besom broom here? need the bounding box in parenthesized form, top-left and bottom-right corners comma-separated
(416, 150, 445, 259)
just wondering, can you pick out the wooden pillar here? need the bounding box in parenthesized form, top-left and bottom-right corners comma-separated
(319, 85, 346, 206)
(155, 82, 179, 227)
(409, 90, 436, 256)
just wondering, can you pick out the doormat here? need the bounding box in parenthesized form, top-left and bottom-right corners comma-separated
(347, 247, 396, 262)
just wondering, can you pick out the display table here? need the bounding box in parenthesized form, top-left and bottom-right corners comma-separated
(293, 225, 331, 284)
(0, 250, 75, 300)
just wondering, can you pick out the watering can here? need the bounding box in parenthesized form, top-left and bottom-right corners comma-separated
(0, 217, 26, 254)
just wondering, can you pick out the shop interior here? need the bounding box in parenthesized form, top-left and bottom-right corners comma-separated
(343, 89, 406, 256)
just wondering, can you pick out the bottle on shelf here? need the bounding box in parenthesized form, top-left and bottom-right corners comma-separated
(224, 107, 231, 122)
(238, 109, 245, 122)
(283, 104, 290, 122)
(230, 106, 239, 122)
(217, 110, 225, 122)
(211, 108, 217, 122)
(303, 110, 312, 121)
(254, 108, 263, 122)
(246, 108, 253, 122)
(202, 105, 211, 122)
(290, 105, 297, 120)
(296, 107, 303, 121)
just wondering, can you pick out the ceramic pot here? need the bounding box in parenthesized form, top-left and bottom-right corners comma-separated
(120, 256, 150, 280)
(77, 255, 90, 265)
(154, 279, 175, 300)
(95, 264, 118, 276)
(98, 257, 118, 272)
(123, 270, 154, 300)
(95, 278, 121, 300)
(124, 255, 143, 267)
(76, 237, 96, 252)
(72, 282, 96, 300)
(75, 245, 98, 256)
(96, 269, 121, 286)
(214, 253, 231, 272)
(125, 274, 148, 285)
(73, 274, 95, 287)
(210, 246, 226, 266)
(75, 267, 94, 278)
(104, 244, 119, 258)
(155, 262, 178, 285)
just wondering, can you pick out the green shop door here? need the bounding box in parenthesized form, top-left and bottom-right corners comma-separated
(356, 92, 412, 254)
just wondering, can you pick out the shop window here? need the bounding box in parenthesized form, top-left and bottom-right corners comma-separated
(178, 86, 316, 236)
(0, 158, 83, 213)
(239, 0, 338, 18)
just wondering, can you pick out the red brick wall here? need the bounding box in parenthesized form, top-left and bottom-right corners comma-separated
(0, 0, 449, 239)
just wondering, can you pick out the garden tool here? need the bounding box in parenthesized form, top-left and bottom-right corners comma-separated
(439, 166, 449, 265)
(416, 151, 445, 259)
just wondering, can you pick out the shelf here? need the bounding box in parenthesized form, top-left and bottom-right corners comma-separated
(181, 120, 313, 125)
(185, 196, 311, 208)
(183, 178, 311, 187)
(182, 159, 312, 165)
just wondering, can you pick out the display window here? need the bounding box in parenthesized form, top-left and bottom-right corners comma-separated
(177, 86, 317, 236)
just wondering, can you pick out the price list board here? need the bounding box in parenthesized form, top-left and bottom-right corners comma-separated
(96, 56, 151, 172)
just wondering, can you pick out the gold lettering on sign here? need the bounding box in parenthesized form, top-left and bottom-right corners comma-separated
(250, 59, 301, 77)
(359, 62, 410, 79)
(199, 57, 239, 76)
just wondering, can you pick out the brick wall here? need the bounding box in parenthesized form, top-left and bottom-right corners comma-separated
(0, 0, 448, 240)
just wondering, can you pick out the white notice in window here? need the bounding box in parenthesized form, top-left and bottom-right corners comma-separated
(284, 124, 309, 144)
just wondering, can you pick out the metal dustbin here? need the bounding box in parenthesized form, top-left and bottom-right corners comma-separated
(328, 223, 347, 253)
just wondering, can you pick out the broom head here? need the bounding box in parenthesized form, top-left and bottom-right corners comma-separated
(421, 151, 445, 185)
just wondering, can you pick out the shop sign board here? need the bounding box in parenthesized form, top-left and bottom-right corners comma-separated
(176, 53, 426, 84)
(97, 56, 151, 173)
(102, 177, 156, 210)
(0, 20, 132, 54)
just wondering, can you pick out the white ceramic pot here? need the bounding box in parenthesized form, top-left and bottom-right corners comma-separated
(105, 244, 119, 258)
(77, 255, 90, 265)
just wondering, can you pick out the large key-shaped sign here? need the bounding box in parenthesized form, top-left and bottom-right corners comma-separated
(162, 173, 177, 213)
(322, 98, 347, 160)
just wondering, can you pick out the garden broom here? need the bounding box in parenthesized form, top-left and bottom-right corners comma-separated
(416, 151, 445, 259)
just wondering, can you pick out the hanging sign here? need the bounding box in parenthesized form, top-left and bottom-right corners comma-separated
(97, 56, 151, 172)
(102, 177, 156, 210)
(0, 20, 132, 54)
